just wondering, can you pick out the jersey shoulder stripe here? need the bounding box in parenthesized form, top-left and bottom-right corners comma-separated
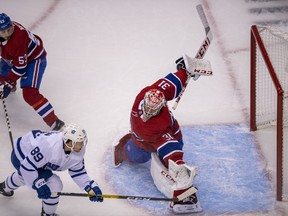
(164, 73, 183, 98)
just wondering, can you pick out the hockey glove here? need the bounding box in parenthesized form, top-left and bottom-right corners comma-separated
(0, 84, 11, 99)
(32, 178, 51, 199)
(182, 55, 213, 81)
(175, 56, 199, 80)
(84, 180, 103, 202)
(175, 57, 186, 71)
(0, 75, 16, 98)
(0, 74, 16, 89)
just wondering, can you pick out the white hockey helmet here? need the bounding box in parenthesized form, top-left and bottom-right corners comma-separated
(142, 89, 166, 122)
(62, 123, 88, 147)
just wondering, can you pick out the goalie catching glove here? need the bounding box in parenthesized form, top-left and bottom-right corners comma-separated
(176, 54, 213, 81)
(84, 180, 103, 202)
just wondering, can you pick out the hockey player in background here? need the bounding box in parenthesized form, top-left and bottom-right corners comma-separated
(0, 123, 103, 216)
(113, 54, 212, 214)
(0, 13, 64, 131)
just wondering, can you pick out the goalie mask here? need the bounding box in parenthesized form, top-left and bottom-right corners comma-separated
(141, 89, 166, 122)
(62, 123, 88, 151)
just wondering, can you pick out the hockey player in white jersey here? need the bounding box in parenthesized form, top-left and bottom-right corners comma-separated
(0, 123, 103, 216)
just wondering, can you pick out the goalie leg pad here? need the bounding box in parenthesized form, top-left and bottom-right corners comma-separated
(168, 159, 197, 191)
(112, 132, 132, 167)
(151, 153, 202, 213)
(150, 153, 175, 198)
(150, 153, 198, 198)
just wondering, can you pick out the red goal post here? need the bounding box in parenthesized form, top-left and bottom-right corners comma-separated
(250, 25, 288, 201)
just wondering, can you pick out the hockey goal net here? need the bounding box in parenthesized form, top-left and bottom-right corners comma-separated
(250, 25, 288, 201)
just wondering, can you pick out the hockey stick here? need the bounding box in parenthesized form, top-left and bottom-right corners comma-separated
(1, 95, 14, 148)
(57, 192, 178, 202)
(172, 4, 213, 110)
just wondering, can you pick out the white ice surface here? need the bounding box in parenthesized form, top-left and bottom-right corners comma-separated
(1, 0, 288, 215)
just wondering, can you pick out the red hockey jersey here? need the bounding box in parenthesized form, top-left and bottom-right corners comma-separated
(0, 21, 46, 77)
(130, 69, 189, 165)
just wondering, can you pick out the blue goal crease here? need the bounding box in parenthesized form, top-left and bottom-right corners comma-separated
(105, 123, 275, 215)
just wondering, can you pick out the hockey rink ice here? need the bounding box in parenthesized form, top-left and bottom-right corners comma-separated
(106, 124, 274, 215)
(1, 0, 288, 215)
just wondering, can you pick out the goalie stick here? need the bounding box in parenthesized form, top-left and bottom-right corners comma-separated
(57, 192, 179, 202)
(172, 4, 213, 110)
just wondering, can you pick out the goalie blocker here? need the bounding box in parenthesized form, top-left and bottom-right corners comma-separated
(176, 54, 213, 81)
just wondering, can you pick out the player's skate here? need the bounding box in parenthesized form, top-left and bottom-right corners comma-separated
(41, 208, 59, 216)
(170, 191, 202, 214)
(113, 133, 131, 167)
(0, 181, 14, 197)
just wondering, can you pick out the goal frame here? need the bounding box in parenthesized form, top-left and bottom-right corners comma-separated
(250, 25, 285, 201)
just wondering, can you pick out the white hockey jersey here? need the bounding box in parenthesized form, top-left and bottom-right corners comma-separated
(13, 130, 91, 190)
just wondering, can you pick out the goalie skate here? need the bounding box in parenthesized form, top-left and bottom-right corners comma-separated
(169, 193, 202, 214)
